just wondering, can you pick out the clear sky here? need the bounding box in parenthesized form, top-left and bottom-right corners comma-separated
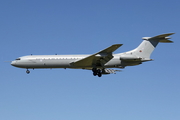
(0, 0, 180, 120)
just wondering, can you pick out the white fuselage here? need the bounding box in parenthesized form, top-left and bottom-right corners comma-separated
(11, 54, 123, 69)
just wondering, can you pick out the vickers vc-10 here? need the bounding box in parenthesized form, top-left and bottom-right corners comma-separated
(11, 33, 174, 77)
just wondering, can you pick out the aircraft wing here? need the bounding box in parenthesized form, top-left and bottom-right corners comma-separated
(70, 44, 122, 67)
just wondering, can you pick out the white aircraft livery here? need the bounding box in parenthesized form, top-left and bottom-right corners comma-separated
(11, 33, 174, 77)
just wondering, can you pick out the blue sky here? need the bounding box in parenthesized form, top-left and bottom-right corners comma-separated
(0, 0, 180, 120)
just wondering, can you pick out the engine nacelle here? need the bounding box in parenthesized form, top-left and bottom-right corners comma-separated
(120, 55, 141, 61)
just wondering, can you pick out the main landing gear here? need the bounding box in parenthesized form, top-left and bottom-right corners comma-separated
(26, 69, 30, 74)
(92, 68, 102, 77)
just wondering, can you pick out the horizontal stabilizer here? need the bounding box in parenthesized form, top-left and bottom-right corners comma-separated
(142, 33, 174, 43)
(150, 33, 175, 43)
(159, 39, 173, 43)
(150, 33, 175, 39)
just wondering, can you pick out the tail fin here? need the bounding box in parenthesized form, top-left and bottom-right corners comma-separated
(131, 33, 174, 60)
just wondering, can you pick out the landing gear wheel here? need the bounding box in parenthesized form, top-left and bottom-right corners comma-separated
(97, 69, 102, 77)
(97, 73, 102, 77)
(92, 68, 97, 76)
(92, 68, 102, 77)
(26, 69, 30, 74)
(93, 72, 97, 76)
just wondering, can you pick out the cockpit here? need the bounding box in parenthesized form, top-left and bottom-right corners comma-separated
(15, 58, 21, 60)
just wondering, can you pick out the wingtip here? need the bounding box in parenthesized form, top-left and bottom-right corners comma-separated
(113, 44, 123, 46)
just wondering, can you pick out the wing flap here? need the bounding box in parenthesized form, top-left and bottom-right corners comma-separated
(102, 69, 121, 74)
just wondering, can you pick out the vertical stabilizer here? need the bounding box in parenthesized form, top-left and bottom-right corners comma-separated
(130, 33, 174, 60)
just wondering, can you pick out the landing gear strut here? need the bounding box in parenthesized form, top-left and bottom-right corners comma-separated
(92, 68, 97, 76)
(92, 68, 102, 77)
(26, 69, 30, 74)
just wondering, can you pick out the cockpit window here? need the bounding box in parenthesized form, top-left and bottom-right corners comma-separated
(15, 58, 21, 60)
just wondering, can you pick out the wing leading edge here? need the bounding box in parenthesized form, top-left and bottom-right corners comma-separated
(70, 44, 122, 67)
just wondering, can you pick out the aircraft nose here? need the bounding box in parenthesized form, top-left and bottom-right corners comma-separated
(11, 61, 16, 66)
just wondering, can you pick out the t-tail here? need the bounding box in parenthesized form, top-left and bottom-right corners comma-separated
(120, 33, 174, 62)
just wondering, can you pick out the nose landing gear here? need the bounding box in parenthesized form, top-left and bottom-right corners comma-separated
(26, 69, 30, 74)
